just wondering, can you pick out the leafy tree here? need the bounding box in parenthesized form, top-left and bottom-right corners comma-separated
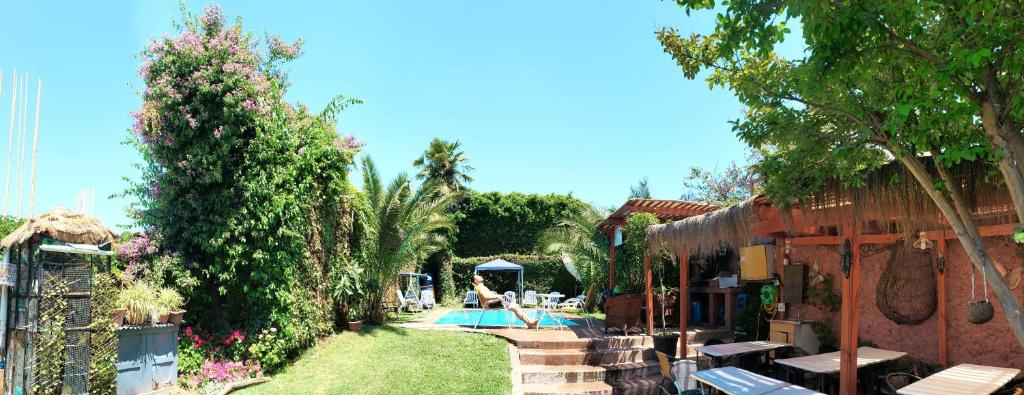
(413, 138, 474, 193)
(536, 204, 609, 310)
(681, 152, 759, 206)
(356, 156, 459, 324)
(658, 1, 1024, 344)
(629, 177, 652, 199)
(618, 212, 660, 294)
(125, 4, 359, 357)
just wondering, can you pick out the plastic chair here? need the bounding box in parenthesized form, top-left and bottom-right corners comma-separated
(656, 351, 702, 395)
(420, 289, 436, 308)
(463, 290, 479, 308)
(474, 293, 515, 329)
(522, 290, 538, 307)
(503, 291, 517, 305)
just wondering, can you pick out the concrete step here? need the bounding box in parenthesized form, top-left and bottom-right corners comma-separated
(519, 361, 661, 384)
(521, 381, 613, 395)
(514, 336, 652, 351)
(518, 347, 655, 366)
(611, 374, 666, 395)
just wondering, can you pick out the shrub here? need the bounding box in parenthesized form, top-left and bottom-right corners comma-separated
(452, 254, 581, 297)
(124, 4, 358, 368)
(452, 192, 587, 257)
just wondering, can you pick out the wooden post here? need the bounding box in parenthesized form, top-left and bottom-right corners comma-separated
(644, 249, 654, 335)
(937, 234, 948, 367)
(839, 224, 861, 395)
(678, 247, 690, 358)
(608, 228, 616, 289)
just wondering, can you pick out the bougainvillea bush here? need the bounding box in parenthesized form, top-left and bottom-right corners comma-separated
(124, 4, 361, 372)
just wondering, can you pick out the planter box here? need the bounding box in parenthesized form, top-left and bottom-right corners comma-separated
(116, 324, 179, 395)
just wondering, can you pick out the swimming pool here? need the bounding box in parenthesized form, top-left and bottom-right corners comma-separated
(434, 309, 579, 327)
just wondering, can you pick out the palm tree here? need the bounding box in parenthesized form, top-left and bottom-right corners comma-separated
(412, 138, 474, 193)
(358, 156, 460, 324)
(537, 205, 609, 311)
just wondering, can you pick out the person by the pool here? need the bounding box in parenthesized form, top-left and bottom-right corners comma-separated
(472, 274, 540, 329)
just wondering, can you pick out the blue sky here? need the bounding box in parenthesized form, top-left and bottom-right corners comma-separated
(0, 2, 800, 229)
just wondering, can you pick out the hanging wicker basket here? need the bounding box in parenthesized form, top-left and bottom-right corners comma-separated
(875, 243, 937, 325)
(966, 300, 994, 324)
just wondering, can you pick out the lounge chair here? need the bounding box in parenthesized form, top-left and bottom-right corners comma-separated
(558, 294, 585, 310)
(463, 290, 479, 308)
(503, 291, 517, 305)
(473, 293, 515, 329)
(396, 289, 423, 313)
(522, 290, 538, 307)
(420, 289, 436, 309)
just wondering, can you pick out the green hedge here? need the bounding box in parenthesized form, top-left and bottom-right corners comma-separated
(452, 192, 587, 257)
(452, 254, 581, 300)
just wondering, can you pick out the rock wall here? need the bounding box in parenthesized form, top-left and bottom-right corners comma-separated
(783, 237, 1024, 368)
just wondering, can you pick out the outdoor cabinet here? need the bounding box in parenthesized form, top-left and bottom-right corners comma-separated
(769, 320, 820, 355)
(739, 245, 773, 281)
(116, 325, 179, 395)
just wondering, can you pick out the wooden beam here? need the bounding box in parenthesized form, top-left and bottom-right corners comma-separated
(644, 250, 654, 335)
(839, 225, 861, 395)
(607, 228, 616, 289)
(784, 223, 1019, 247)
(790, 235, 842, 246)
(937, 234, 948, 368)
(678, 247, 690, 358)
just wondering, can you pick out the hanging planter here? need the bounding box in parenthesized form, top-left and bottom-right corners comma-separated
(966, 262, 995, 325)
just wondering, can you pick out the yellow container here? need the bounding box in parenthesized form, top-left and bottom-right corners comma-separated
(739, 245, 772, 281)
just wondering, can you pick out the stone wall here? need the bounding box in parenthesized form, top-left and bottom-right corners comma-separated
(783, 237, 1024, 367)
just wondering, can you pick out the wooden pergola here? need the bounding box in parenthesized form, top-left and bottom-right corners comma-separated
(598, 198, 717, 289)
(638, 194, 1018, 394)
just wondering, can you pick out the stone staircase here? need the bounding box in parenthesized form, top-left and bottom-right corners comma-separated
(510, 327, 735, 395)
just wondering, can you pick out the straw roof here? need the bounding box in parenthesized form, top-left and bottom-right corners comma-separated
(646, 198, 758, 257)
(1, 207, 116, 248)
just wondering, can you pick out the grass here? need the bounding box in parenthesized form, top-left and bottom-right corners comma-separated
(236, 320, 512, 395)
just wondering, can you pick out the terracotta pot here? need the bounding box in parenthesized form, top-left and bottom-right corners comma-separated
(168, 310, 186, 325)
(156, 313, 170, 324)
(347, 320, 363, 332)
(112, 309, 127, 327)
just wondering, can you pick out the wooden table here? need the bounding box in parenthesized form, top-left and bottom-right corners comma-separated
(774, 347, 906, 393)
(692, 366, 824, 395)
(696, 341, 792, 368)
(897, 364, 1021, 395)
(774, 347, 907, 374)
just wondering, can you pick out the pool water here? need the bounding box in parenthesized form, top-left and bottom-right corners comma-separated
(434, 309, 579, 327)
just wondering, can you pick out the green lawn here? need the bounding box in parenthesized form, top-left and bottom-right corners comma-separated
(237, 323, 512, 395)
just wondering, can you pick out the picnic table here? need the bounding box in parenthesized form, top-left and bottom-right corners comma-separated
(897, 364, 1021, 395)
(695, 341, 792, 368)
(692, 366, 824, 395)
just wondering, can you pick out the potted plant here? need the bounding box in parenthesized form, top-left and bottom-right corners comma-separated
(652, 330, 680, 356)
(119, 281, 158, 326)
(347, 304, 364, 332)
(112, 307, 127, 327)
(157, 287, 186, 325)
(333, 261, 364, 331)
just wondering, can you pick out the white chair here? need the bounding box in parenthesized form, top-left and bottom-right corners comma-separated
(522, 290, 538, 307)
(463, 290, 479, 308)
(540, 292, 563, 309)
(396, 289, 422, 313)
(473, 293, 515, 329)
(503, 291, 517, 305)
(558, 294, 585, 310)
(671, 359, 702, 394)
(420, 289, 436, 309)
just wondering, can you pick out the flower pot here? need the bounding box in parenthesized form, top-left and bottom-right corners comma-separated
(168, 310, 186, 325)
(112, 308, 127, 327)
(967, 300, 994, 325)
(156, 313, 169, 324)
(347, 320, 363, 332)
(125, 309, 148, 326)
(652, 333, 679, 356)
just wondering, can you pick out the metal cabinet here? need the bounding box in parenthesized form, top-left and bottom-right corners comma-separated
(116, 325, 178, 395)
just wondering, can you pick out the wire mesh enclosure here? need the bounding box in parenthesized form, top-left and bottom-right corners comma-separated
(4, 242, 112, 395)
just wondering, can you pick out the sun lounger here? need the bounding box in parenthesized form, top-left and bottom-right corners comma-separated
(463, 290, 479, 308)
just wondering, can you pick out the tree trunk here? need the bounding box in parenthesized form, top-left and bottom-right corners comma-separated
(897, 153, 1024, 346)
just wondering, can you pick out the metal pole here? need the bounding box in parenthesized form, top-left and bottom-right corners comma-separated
(4, 70, 16, 217)
(27, 78, 40, 218)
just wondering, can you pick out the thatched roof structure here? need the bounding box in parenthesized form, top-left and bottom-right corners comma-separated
(1, 207, 116, 248)
(800, 160, 1015, 236)
(646, 198, 758, 257)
